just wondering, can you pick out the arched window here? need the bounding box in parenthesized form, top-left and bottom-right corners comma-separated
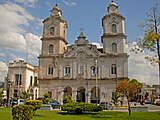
(112, 24, 117, 33)
(112, 43, 117, 53)
(35, 89, 38, 100)
(111, 64, 117, 75)
(49, 44, 54, 54)
(48, 65, 53, 75)
(50, 27, 55, 35)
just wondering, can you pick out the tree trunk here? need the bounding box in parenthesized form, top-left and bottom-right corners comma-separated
(153, 6, 160, 95)
(157, 38, 160, 95)
(127, 98, 131, 116)
(128, 105, 131, 116)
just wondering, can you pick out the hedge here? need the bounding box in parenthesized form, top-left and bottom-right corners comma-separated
(61, 102, 102, 114)
(12, 105, 34, 120)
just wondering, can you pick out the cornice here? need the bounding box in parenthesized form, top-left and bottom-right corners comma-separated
(102, 12, 125, 20)
(101, 33, 127, 43)
(41, 36, 68, 44)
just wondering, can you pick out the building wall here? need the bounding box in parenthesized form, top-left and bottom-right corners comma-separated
(8, 60, 38, 100)
(38, 1, 128, 104)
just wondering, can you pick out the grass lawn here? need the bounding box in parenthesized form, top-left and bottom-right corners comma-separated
(0, 107, 160, 120)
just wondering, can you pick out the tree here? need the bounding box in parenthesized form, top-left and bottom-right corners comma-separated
(111, 92, 120, 107)
(130, 3, 160, 93)
(63, 95, 74, 104)
(20, 91, 29, 100)
(129, 79, 143, 102)
(42, 92, 51, 104)
(116, 80, 137, 116)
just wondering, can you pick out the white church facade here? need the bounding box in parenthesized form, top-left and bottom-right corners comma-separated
(38, 0, 128, 104)
(7, 1, 128, 104)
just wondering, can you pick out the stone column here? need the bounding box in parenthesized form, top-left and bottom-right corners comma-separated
(72, 90, 77, 102)
(60, 91, 64, 104)
(87, 91, 91, 103)
(72, 89, 77, 102)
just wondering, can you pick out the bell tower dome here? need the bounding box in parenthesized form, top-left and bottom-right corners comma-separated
(107, 0, 118, 13)
(101, 0, 127, 54)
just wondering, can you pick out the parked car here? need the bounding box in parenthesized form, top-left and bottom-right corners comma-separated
(17, 99, 25, 105)
(49, 100, 61, 109)
(99, 102, 113, 110)
(156, 101, 160, 106)
(145, 99, 151, 104)
(11, 100, 18, 107)
(154, 99, 160, 105)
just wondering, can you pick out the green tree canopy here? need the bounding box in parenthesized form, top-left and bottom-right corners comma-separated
(129, 79, 142, 89)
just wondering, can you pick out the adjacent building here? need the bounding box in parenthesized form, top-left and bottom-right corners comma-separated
(8, 60, 39, 100)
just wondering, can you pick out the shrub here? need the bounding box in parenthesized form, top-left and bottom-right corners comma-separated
(63, 95, 74, 104)
(12, 105, 34, 120)
(42, 93, 51, 104)
(25, 100, 42, 114)
(61, 102, 102, 114)
(112, 92, 120, 107)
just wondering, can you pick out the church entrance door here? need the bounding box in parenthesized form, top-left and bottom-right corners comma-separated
(77, 87, 86, 102)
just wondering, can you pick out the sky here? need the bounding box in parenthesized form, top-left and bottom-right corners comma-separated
(0, 0, 159, 85)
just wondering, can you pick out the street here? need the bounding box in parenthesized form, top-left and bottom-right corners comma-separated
(146, 104, 160, 111)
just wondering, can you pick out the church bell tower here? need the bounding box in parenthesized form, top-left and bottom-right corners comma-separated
(41, 4, 68, 56)
(38, 4, 68, 80)
(101, 0, 127, 54)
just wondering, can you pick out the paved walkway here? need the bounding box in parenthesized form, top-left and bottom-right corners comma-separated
(110, 104, 160, 112)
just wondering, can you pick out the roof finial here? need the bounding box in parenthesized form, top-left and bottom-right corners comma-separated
(111, 0, 114, 2)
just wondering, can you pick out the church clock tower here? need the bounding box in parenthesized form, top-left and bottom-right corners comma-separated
(101, 0, 126, 54)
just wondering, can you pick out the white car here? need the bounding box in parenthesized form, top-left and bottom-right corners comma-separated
(154, 99, 160, 105)
(17, 99, 25, 105)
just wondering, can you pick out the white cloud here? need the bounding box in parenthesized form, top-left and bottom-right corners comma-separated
(92, 42, 103, 48)
(62, 0, 77, 6)
(0, 61, 7, 71)
(35, 18, 43, 27)
(15, 0, 38, 7)
(0, 2, 41, 53)
(0, 52, 5, 58)
(0, 32, 27, 51)
(127, 42, 158, 85)
(0, 61, 7, 81)
(25, 33, 41, 57)
(0, 3, 34, 33)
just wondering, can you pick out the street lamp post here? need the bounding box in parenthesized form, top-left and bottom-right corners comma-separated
(95, 59, 98, 104)
(6, 74, 12, 107)
(18, 60, 23, 99)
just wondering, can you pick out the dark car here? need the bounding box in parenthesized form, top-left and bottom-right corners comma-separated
(49, 100, 61, 109)
(11, 100, 18, 107)
(99, 102, 113, 110)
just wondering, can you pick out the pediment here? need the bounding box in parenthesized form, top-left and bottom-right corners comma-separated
(64, 45, 100, 58)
